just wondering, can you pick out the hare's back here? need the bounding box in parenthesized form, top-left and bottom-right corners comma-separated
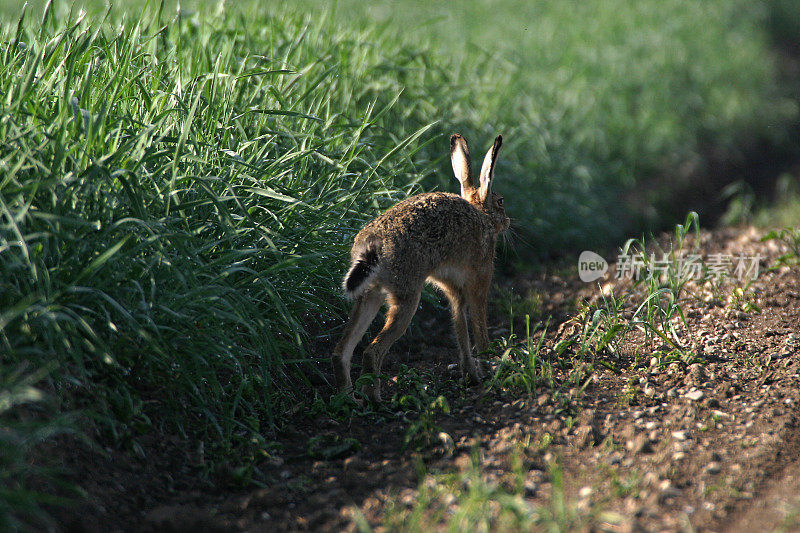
(366, 192, 482, 237)
(356, 192, 485, 268)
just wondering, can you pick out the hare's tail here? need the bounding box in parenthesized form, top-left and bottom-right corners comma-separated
(343, 235, 382, 299)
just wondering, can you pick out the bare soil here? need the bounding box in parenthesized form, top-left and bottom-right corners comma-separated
(54, 226, 800, 532)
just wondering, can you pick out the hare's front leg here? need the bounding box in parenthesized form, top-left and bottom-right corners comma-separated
(360, 290, 421, 402)
(467, 280, 491, 354)
(441, 283, 484, 383)
(332, 288, 383, 394)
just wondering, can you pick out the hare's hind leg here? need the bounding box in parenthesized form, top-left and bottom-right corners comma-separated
(360, 290, 421, 402)
(332, 288, 384, 394)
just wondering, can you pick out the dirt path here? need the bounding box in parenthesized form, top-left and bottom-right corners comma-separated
(725, 456, 800, 532)
(58, 225, 800, 532)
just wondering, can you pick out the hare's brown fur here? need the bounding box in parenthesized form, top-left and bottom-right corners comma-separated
(332, 134, 509, 402)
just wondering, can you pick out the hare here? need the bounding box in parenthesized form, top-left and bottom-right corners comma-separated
(332, 133, 510, 402)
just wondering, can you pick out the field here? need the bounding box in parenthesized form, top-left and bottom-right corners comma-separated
(1, 0, 800, 530)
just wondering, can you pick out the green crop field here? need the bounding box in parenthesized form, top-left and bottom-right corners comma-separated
(1, 0, 798, 528)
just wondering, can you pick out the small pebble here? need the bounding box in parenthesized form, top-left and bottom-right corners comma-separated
(685, 390, 705, 401)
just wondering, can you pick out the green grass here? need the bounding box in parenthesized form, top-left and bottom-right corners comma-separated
(0, 3, 444, 452)
(1, 0, 800, 527)
(378, 452, 612, 532)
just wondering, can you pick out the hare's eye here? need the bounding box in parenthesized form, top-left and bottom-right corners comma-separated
(497, 197, 504, 207)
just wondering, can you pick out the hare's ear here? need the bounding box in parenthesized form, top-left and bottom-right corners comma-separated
(478, 135, 502, 204)
(450, 133, 474, 198)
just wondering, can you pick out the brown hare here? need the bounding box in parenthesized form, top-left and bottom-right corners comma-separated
(332, 133, 510, 402)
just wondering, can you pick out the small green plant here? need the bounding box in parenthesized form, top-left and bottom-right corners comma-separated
(537, 432, 555, 451)
(491, 315, 550, 395)
(761, 227, 800, 267)
(608, 470, 641, 499)
(306, 434, 362, 460)
(403, 395, 451, 451)
(556, 288, 630, 365)
(616, 377, 642, 407)
(727, 284, 761, 314)
(621, 212, 701, 356)
(309, 390, 362, 421)
(390, 366, 451, 450)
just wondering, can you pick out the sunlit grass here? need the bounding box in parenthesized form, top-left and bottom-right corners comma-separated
(0, 3, 443, 453)
(300, 0, 799, 247)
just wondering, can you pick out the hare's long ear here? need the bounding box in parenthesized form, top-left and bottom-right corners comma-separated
(450, 133, 474, 199)
(478, 135, 502, 204)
